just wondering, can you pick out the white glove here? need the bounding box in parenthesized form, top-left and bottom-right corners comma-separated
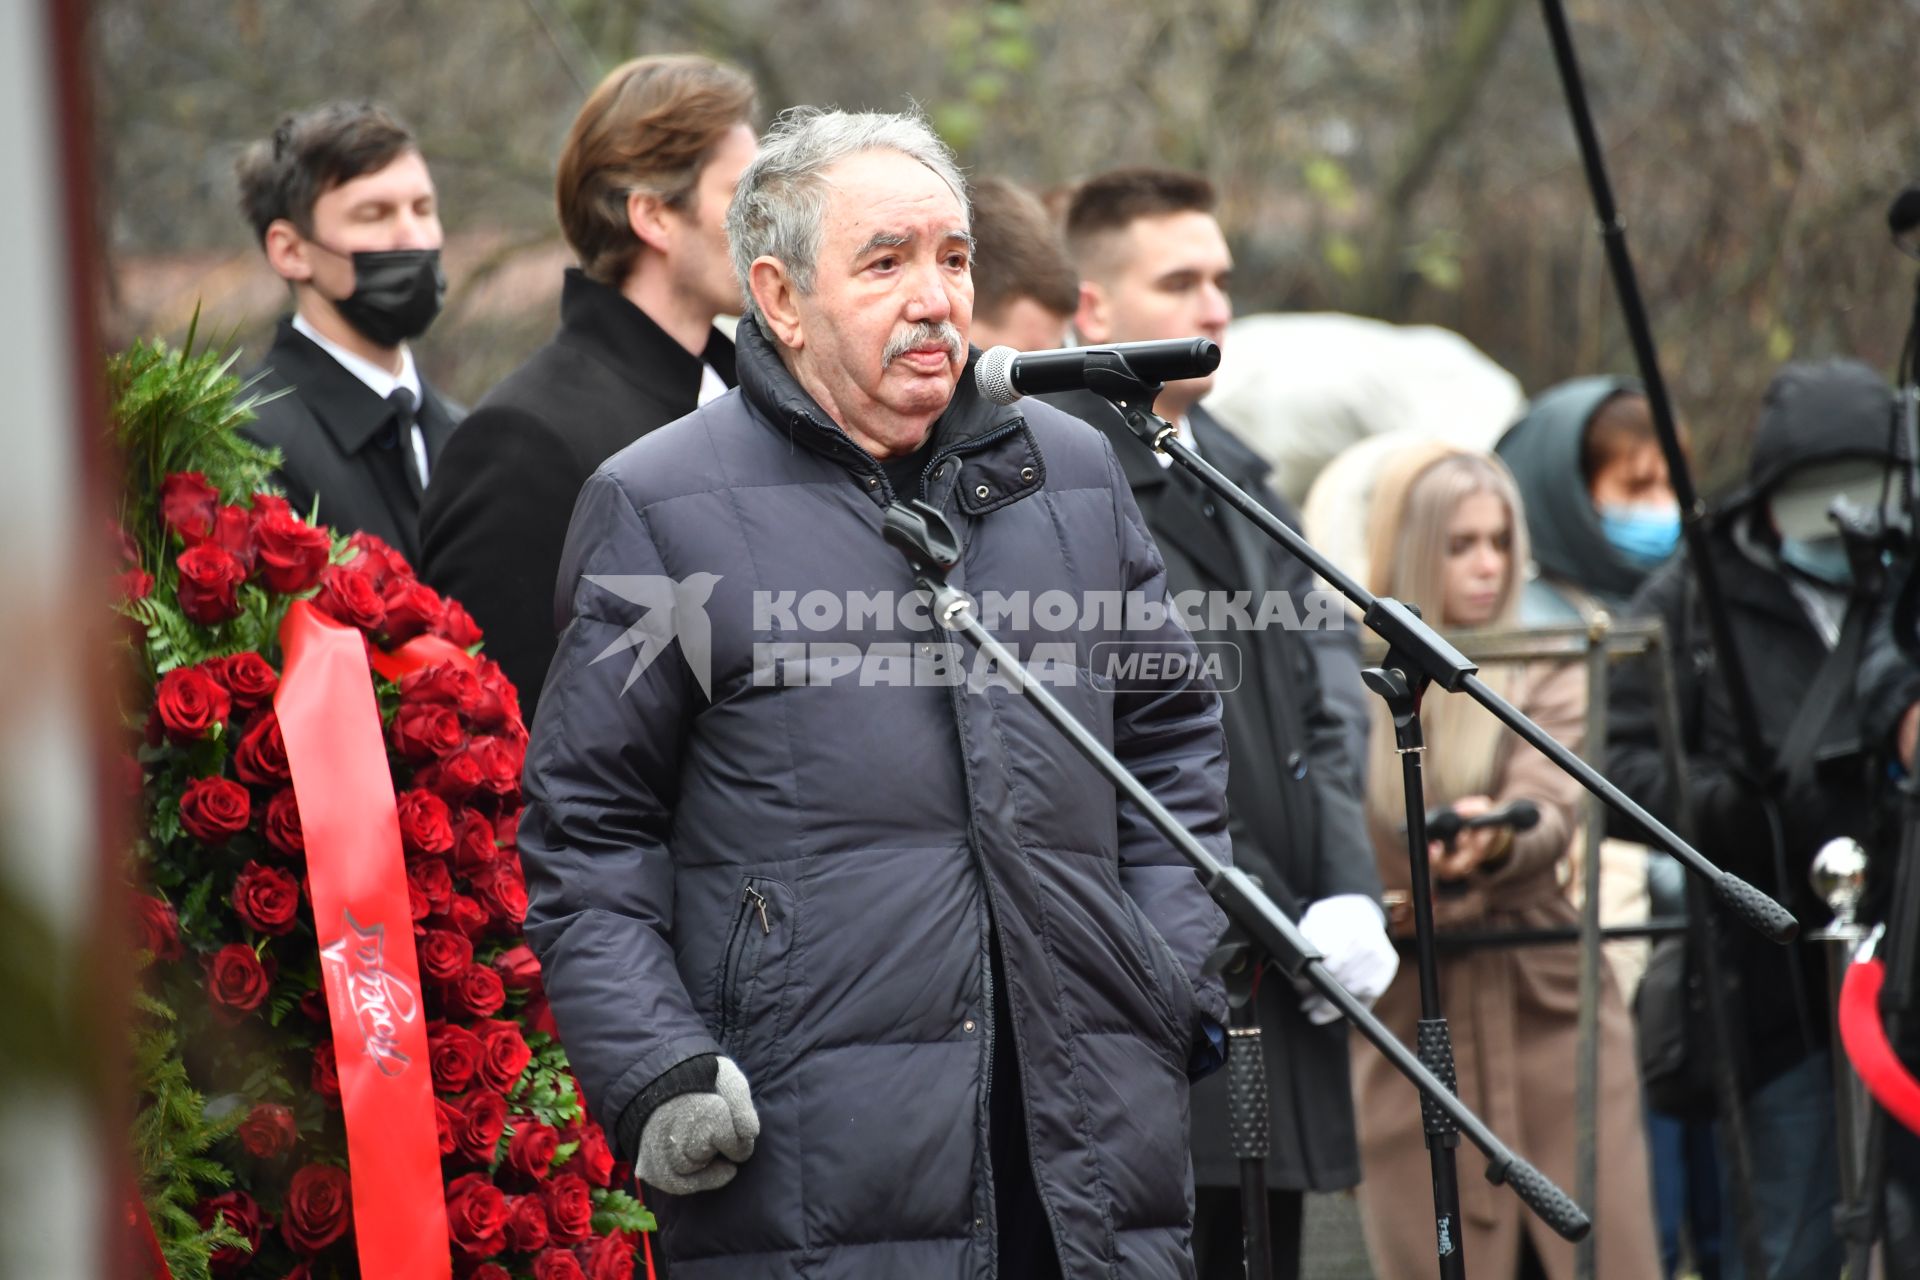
(1297, 893, 1399, 1026)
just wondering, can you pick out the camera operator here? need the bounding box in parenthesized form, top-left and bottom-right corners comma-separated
(1608, 358, 1899, 1279)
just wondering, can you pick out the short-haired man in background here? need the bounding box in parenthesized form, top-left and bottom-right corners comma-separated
(967, 175, 1077, 352)
(421, 54, 756, 716)
(1054, 167, 1395, 1280)
(236, 100, 458, 563)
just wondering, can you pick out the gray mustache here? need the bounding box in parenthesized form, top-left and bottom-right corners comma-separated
(882, 321, 964, 368)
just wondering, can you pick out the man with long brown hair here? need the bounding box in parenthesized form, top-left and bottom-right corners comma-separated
(421, 55, 756, 716)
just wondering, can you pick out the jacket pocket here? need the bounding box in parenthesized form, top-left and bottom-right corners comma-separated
(715, 875, 793, 1055)
(1124, 895, 1198, 1064)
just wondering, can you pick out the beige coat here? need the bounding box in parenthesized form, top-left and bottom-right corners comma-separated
(1351, 660, 1659, 1280)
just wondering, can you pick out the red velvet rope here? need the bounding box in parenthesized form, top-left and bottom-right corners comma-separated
(1838, 955, 1920, 1138)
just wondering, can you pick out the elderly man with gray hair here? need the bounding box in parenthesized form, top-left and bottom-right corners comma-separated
(518, 106, 1232, 1279)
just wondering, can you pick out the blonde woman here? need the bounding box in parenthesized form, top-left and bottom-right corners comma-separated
(1348, 445, 1658, 1280)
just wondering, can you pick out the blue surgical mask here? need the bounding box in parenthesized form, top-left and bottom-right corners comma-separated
(1777, 535, 1852, 587)
(1599, 503, 1681, 570)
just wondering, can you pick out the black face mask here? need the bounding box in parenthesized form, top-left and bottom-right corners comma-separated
(321, 247, 446, 347)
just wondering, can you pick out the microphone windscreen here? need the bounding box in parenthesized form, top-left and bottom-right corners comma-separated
(1507, 798, 1541, 831)
(974, 346, 1022, 406)
(1890, 185, 1920, 238)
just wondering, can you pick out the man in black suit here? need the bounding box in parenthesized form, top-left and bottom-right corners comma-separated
(420, 56, 757, 716)
(1049, 169, 1396, 1280)
(235, 101, 460, 565)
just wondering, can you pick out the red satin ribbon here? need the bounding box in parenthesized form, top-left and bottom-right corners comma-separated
(369, 633, 476, 684)
(277, 600, 452, 1279)
(1838, 955, 1920, 1138)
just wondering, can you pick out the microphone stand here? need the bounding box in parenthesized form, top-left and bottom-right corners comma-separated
(1082, 367, 1798, 946)
(881, 498, 1593, 1280)
(1068, 355, 1793, 1276)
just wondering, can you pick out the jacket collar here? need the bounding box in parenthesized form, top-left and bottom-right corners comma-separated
(265, 319, 417, 457)
(556, 268, 736, 402)
(734, 316, 1043, 511)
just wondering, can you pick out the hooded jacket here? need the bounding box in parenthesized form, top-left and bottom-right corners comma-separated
(1494, 375, 1649, 622)
(1607, 359, 1895, 1088)
(518, 317, 1231, 1279)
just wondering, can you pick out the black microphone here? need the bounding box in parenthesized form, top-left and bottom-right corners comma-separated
(973, 338, 1221, 406)
(1424, 798, 1541, 846)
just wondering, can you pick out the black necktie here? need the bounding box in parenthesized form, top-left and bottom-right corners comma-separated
(386, 388, 424, 500)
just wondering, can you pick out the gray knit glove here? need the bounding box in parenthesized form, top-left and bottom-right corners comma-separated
(635, 1056, 760, 1195)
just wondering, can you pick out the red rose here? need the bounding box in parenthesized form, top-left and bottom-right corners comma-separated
(428, 1019, 483, 1095)
(504, 1192, 550, 1251)
(535, 1249, 588, 1280)
(262, 788, 305, 858)
(252, 508, 332, 594)
(120, 568, 154, 599)
(298, 987, 329, 1023)
(313, 563, 385, 633)
(250, 492, 292, 521)
(176, 543, 248, 625)
(495, 806, 523, 847)
(449, 963, 507, 1019)
(476, 1019, 533, 1093)
(453, 1088, 510, 1164)
(391, 702, 465, 762)
(408, 879, 430, 922)
(346, 531, 407, 591)
(542, 1173, 595, 1245)
(408, 858, 455, 917)
(468, 659, 519, 731)
(280, 1163, 351, 1254)
(448, 894, 491, 938)
(194, 1188, 261, 1274)
(207, 504, 256, 569)
(205, 943, 269, 1017)
(238, 1101, 297, 1158)
(576, 1123, 615, 1188)
(523, 992, 560, 1037)
(383, 579, 445, 644)
(311, 1043, 340, 1098)
(396, 787, 454, 858)
(135, 894, 184, 962)
(154, 665, 231, 744)
(437, 598, 484, 648)
(494, 944, 543, 994)
(400, 661, 484, 714)
(416, 753, 485, 804)
(469, 1267, 512, 1280)
(231, 860, 301, 935)
(233, 711, 291, 786)
(208, 652, 279, 709)
(452, 809, 499, 874)
(507, 1116, 560, 1181)
(472, 859, 529, 930)
(181, 776, 251, 845)
(445, 1172, 509, 1258)
(434, 1096, 461, 1155)
(583, 1233, 636, 1280)
(416, 928, 473, 984)
(468, 734, 526, 798)
(160, 472, 219, 542)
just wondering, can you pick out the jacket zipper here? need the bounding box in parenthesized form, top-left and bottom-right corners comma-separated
(717, 879, 772, 1042)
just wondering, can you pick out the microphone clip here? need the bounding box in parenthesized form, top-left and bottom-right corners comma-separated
(1081, 351, 1164, 415)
